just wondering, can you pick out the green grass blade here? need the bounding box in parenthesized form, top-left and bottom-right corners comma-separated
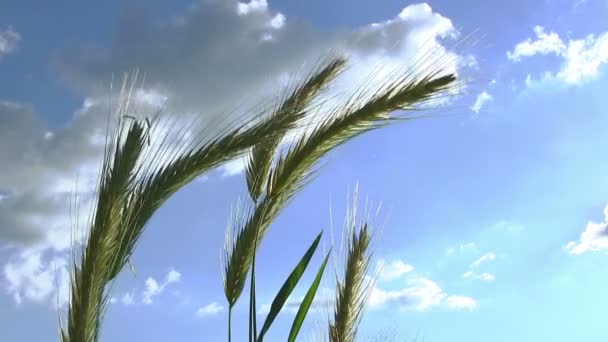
(257, 231, 324, 341)
(288, 250, 331, 342)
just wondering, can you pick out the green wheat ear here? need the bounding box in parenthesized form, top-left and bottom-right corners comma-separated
(223, 56, 456, 316)
(60, 68, 316, 342)
(245, 57, 347, 202)
(329, 222, 372, 342)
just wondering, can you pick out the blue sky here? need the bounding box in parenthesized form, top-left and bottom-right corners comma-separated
(1, 0, 608, 341)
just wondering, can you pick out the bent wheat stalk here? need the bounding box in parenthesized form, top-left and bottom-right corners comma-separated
(223, 61, 455, 313)
(60, 66, 328, 341)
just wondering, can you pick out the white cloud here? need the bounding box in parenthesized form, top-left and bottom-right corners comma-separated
(470, 91, 493, 114)
(507, 26, 566, 62)
(237, 0, 269, 15)
(196, 302, 224, 317)
(269, 13, 285, 29)
(508, 26, 608, 86)
(377, 259, 414, 281)
(493, 221, 525, 233)
(445, 242, 477, 256)
(3, 251, 70, 307)
(462, 271, 495, 282)
(565, 205, 608, 255)
(120, 292, 135, 306)
(141, 268, 181, 305)
(444, 295, 477, 310)
(219, 157, 248, 178)
(258, 286, 334, 316)
(368, 277, 477, 311)
(2, 1, 467, 303)
(0, 26, 20, 58)
(469, 252, 496, 269)
(166, 269, 182, 283)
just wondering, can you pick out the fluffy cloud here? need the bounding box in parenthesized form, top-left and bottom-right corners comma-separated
(196, 302, 224, 317)
(565, 205, 608, 255)
(0, 95, 163, 252)
(0, 26, 20, 58)
(370, 255, 476, 311)
(3, 251, 70, 307)
(377, 259, 414, 281)
(507, 26, 608, 86)
(1, 0, 469, 304)
(57, 1, 463, 117)
(2, 1, 464, 250)
(507, 26, 566, 62)
(470, 91, 493, 114)
(369, 277, 477, 311)
(142, 268, 182, 305)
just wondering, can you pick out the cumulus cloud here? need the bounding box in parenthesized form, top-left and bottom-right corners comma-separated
(1, 0, 465, 251)
(507, 26, 608, 86)
(3, 250, 70, 307)
(507, 26, 566, 62)
(377, 259, 414, 281)
(470, 91, 493, 114)
(196, 302, 224, 317)
(369, 277, 477, 311)
(367, 256, 476, 312)
(565, 205, 608, 255)
(141, 268, 182, 305)
(0, 95, 164, 252)
(1, 0, 469, 304)
(0, 26, 20, 58)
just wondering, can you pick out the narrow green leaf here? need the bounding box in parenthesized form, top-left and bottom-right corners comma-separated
(257, 231, 324, 341)
(288, 250, 331, 342)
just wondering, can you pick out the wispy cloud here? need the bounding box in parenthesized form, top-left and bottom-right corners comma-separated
(565, 205, 608, 255)
(508, 26, 608, 86)
(377, 259, 414, 281)
(196, 302, 224, 317)
(469, 252, 496, 269)
(109, 292, 136, 306)
(463, 271, 495, 282)
(471, 91, 493, 114)
(445, 242, 477, 256)
(0, 26, 20, 58)
(258, 287, 334, 316)
(141, 268, 182, 305)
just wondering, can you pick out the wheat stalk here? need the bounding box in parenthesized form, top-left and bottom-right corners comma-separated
(245, 57, 347, 201)
(328, 223, 372, 342)
(61, 71, 313, 341)
(223, 54, 456, 323)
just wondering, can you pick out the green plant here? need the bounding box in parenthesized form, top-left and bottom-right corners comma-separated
(60, 51, 456, 342)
